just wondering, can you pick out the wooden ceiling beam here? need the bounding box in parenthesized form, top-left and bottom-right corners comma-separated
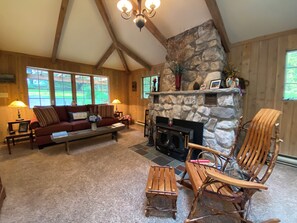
(94, 0, 152, 71)
(51, 0, 69, 63)
(96, 44, 115, 69)
(94, 0, 118, 45)
(95, 0, 131, 71)
(131, 0, 167, 48)
(117, 42, 151, 70)
(205, 0, 230, 52)
(116, 49, 130, 72)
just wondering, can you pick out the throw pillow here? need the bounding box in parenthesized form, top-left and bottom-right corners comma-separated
(68, 112, 89, 121)
(33, 106, 60, 127)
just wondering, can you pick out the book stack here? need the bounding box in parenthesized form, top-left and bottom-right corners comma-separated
(52, 131, 68, 138)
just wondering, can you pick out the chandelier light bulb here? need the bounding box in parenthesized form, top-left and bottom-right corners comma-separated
(145, 0, 160, 10)
(117, 0, 133, 13)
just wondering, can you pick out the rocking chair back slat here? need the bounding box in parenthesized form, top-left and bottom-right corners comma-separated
(236, 109, 281, 180)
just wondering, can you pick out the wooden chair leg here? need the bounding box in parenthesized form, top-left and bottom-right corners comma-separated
(188, 192, 199, 219)
(178, 169, 187, 185)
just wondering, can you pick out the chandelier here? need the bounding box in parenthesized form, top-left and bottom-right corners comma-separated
(117, 0, 161, 31)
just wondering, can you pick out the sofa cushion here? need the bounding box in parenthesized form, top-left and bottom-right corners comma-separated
(53, 106, 68, 122)
(68, 112, 89, 121)
(34, 122, 72, 137)
(33, 106, 60, 127)
(70, 120, 91, 131)
(98, 105, 114, 118)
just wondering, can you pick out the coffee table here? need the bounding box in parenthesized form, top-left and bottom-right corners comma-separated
(51, 124, 125, 154)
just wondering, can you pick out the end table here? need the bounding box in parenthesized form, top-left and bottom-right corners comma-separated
(5, 120, 33, 154)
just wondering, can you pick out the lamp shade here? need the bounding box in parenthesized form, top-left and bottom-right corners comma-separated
(8, 100, 27, 108)
(112, 99, 121, 104)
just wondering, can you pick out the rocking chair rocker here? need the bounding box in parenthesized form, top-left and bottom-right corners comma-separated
(180, 108, 282, 222)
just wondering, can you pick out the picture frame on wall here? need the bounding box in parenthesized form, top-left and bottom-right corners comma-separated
(132, 81, 137, 91)
(0, 74, 16, 83)
(209, 79, 221, 89)
(18, 122, 29, 133)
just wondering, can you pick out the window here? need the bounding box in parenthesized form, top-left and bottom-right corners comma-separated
(142, 75, 158, 99)
(284, 50, 297, 100)
(54, 72, 72, 105)
(94, 76, 109, 104)
(26, 68, 50, 107)
(75, 75, 92, 105)
(27, 67, 110, 106)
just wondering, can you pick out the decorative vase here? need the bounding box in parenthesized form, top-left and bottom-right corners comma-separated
(175, 74, 182, 91)
(91, 123, 97, 131)
(226, 77, 240, 88)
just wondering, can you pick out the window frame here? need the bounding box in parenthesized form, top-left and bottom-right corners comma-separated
(53, 72, 73, 106)
(26, 67, 110, 107)
(26, 67, 51, 107)
(142, 75, 158, 99)
(283, 50, 297, 101)
(94, 76, 110, 104)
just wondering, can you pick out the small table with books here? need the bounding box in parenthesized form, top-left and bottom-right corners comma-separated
(51, 123, 125, 154)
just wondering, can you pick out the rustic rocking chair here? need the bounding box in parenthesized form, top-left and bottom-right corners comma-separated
(179, 108, 282, 223)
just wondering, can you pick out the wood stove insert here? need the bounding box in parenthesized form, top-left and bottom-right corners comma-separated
(155, 116, 203, 162)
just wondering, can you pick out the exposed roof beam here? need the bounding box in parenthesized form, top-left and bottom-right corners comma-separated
(95, 0, 130, 71)
(131, 0, 167, 48)
(117, 42, 151, 70)
(205, 0, 230, 52)
(94, 0, 151, 71)
(94, 0, 118, 45)
(96, 44, 115, 69)
(51, 0, 69, 63)
(116, 49, 130, 72)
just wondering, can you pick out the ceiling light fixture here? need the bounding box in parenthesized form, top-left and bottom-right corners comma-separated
(117, 0, 161, 31)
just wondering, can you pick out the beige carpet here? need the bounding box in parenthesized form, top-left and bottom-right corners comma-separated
(0, 125, 296, 223)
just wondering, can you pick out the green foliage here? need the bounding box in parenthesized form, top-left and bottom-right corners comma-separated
(169, 61, 185, 75)
(284, 50, 297, 100)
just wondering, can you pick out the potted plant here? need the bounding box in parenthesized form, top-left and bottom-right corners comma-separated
(169, 61, 186, 91)
(223, 63, 240, 88)
(88, 114, 102, 131)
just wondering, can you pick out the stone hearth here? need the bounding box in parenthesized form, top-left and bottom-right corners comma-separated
(149, 89, 242, 154)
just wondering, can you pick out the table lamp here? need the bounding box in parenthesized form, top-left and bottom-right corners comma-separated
(111, 99, 121, 113)
(8, 99, 27, 121)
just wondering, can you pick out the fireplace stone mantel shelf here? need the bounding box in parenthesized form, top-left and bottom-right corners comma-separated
(148, 87, 243, 154)
(149, 88, 241, 96)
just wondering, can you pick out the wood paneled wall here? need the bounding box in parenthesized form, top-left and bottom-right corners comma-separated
(0, 50, 128, 141)
(128, 64, 164, 124)
(228, 30, 297, 157)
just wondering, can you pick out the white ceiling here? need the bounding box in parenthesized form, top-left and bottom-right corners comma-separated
(0, 0, 296, 71)
(217, 0, 297, 43)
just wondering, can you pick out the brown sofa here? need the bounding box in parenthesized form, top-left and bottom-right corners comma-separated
(30, 104, 119, 148)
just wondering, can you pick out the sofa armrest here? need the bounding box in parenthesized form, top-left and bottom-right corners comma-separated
(30, 118, 40, 129)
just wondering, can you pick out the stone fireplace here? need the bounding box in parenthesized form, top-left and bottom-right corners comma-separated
(161, 20, 227, 92)
(149, 89, 242, 154)
(148, 20, 242, 154)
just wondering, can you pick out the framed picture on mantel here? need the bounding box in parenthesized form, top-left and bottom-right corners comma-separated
(210, 79, 221, 89)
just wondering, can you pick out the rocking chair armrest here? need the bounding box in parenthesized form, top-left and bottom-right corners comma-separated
(188, 143, 229, 158)
(205, 169, 268, 190)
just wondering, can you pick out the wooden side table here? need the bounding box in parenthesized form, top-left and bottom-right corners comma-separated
(145, 166, 178, 219)
(6, 120, 33, 154)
